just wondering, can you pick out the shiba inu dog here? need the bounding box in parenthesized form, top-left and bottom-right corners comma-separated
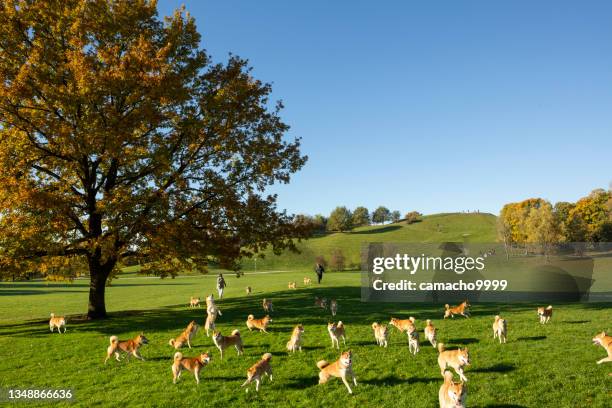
(408, 330, 420, 355)
(304, 277, 312, 285)
(437, 343, 470, 382)
(314, 296, 328, 310)
(246, 286, 252, 295)
(317, 350, 357, 394)
(287, 324, 304, 352)
(241, 353, 273, 392)
(104, 333, 149, 364)
(212, 330, 243, 359)
(492, 315, 507, 344)
(288, 282, 297, 289)
(204, 312, 216, 337)
(49, 313, 66, 333)
(262, 298, 274, 313)
(189, 297, 201, 308)
(371, 322, 388, 347)
(537, 305, 553, 324)
(592, 331, 612, 364)
(444, 301, 471, 319)
(206, 294, 222, 317)
(246, 314, 272, 333)
(389, 317, 416, 334)
(172, 351, 211, 384)
(328, 321, 346, 349)
(439, 370, 467, 408)
(425, 319, 437, 347)
(169, 321, 199, 349)
(330, 299, 338, 316)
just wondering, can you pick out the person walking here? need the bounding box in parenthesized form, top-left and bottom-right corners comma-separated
(315, 262, 325, 284)
(216, 273, 226, 299)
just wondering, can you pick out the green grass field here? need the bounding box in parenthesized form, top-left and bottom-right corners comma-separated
(1, 270, 610, 407)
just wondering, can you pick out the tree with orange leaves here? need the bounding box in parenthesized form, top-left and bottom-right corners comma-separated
(0, 1, 308, 319)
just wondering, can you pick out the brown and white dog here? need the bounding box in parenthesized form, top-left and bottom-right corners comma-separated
(389, 317, 416, 334)
(287, 324, 304, 352)
(438, 343, 470, 382)
(169, 321, 199, 349)
(304, 277, 312, 285)
(105, 333, 149, 364)
(241, 353, 273, 392)
(408, 330, 420, 355)
(49, 313, 66, 334)
(172, 351, 211, 384)
(204, 312, 216, 337)
(371, 322, 389, 347)
(212, 330, 243, 359)
(262, 298, 274, 313)
(317, 350, 357, 394)
(245, 286, 252, 295)
(206, 294, 222, 318)
(444, 301, 471, 319)
(330, 299, 338, 317)
(492, 315, 507, 344)
(246, 314, 272, 333)
(592, 331, 612, 364)
(328, 321, 346, 349)
(288, 282, 297, 289)
(314, 296, 328, 310)
(425, 319, 437, 347)
(439, 370, 467, 408)
(537, 305, 553, 324)
(189, 297, 201, 308)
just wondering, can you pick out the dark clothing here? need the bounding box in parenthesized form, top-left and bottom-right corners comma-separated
(315, 264, 324, 284)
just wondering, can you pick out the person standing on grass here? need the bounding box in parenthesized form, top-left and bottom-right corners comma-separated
(216, 274, 226, 299)
(315, 263, 325, 284)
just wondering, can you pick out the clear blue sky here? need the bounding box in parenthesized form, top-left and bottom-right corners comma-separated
(160, 1, 612, 216)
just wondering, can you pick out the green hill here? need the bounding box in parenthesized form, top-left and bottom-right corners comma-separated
(243, 212, 498, 271)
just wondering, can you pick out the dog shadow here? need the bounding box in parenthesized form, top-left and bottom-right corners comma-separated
(405, 376, 439, 384)
(448, 338, 479, 345)
(484, 405, 528, 408)
(472, 363, 515, 373)
(516, 336, 546, 341)
(361, 375, 408, 386)
(284, 377, 319, 390)
(562, 320, 590, 324)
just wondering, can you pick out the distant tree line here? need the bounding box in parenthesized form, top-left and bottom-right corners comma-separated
(497, 186, 612, 257)
(293, 206, 422, 233)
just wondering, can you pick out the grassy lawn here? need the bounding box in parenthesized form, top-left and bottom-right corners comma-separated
(0, 270, 610, 407)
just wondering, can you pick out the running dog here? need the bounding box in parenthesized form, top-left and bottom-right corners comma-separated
(169, 321, 199, 349)
(592, 331, 612, 364)
(328, 321, 346, 349)
(537, 305, 553, 324)
(317, 350, 357, 394)
(444, 301, 471, 319)
(288, 282, 297, 289)
(262, 298, 274, 313)
(439, 370, 467, 408)
(424, 319, 437, 347)
(105, 333, 149, 364)
(314, 296, 328, 310)
(304, 277, 312, 285)
(371, 322, 388, 347)
(437, 343, 470, 382)
(408, 330, 420, 355)
(172, 351, 211, 384)
(389, 317, 416, 334)
(246, 314, 272, 333)
(49, 313, 66, 334)
(241, 353, 273, 392)
(492, 315, 507, 344)
(189, 297, 201, 308)
(330, 299, 338, 316)
(212, 330, 243, 359)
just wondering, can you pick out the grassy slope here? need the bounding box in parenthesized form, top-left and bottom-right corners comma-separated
(243, 213, 498, 271)
(1, 271, 610, 407)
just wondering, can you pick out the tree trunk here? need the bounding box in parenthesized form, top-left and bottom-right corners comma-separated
(87, 255, 116, 320)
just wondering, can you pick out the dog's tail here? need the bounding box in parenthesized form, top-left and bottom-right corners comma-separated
(110, 335, 118, 345)
(262, 352, 272, 361)
(409, 316, 416, 323)
(317, 360, 330, 370)
(372, 322, 378, 329)
(546, 305, 553, 310)
(174, 352, 183, 362)
(337, 321, 344, 328)
(50, 313, 55, 318)
(169, 339, 175, 347)
(247, 314, 254, 320)
(231, 329, 241, 337)
(444, 304, 450, 310)
(426, 319, 431, 325)
(437, 342, 446, 353)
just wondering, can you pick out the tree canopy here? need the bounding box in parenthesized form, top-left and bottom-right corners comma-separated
(0, 0, 307, 318)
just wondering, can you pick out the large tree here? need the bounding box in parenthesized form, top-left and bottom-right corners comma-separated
(327, 206, 352, 232)
(0, 0, 307, 319)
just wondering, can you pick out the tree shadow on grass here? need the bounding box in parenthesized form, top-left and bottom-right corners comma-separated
(562, 320, 590, 324)
(362, 375, 408, 386)
(284, 377, 319, 390)
(448, 338, 479, 345)
(350, 225, 402, 235)
(472, 363, 515, 373)
(405, 376, 439, 384)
